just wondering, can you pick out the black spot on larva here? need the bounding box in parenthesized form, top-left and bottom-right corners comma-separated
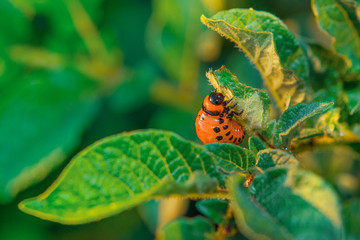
(213, 127, 221, 133)
(218, 118, 224, 124)
(229, 135, 233, 140)
(238, 137, 242, 142)
(233, 137, 237, 143)
(226, 131, 231, 136)
(216, 136, 223, 141)
(223, 125, 228, 129)
(201, 117, 205, 121)
(220, 114, 224, 117)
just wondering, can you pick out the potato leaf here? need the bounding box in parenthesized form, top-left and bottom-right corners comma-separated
(255, 149, 299, 172)
(229, 167, 343, 240)
(196, 199, 228, 225)
(201, 8, 308, 111)
(19, 130, 261, 224)
(248, 137, 266, 154)
(273, 102, 334, 148)
(157, 217, 215, 240)
(312, 0, 360, 77)
(207, 66, 270, 131)
(19, 130, 228, 224)
(205, 143, 256, 174)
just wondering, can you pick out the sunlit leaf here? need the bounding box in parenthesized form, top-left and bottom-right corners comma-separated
(229, 167, 343, 240)
(0, 69, 99, 203)
(207, 66, 271, 131)
(201, 8, 308, 111)
(256, 149, 298, 170)
(157, 217, 215, 240)
(19, 130, 228, 224)
(312, 0, 360, 77)
(316, 108, 342, 137)
(273, 102, 334, 148)
(196, 199, 228, 224)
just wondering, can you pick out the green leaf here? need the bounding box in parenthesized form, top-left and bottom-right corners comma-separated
(0, 69, 99, 203)
(248, 137, 266, 154)
(293, 128, 324, 141)
(307, 42, 348, 87)
(343, 199, 360, 240)
(346, 87, 360, 115)
(201, 8, 308, 111)
(19, 130, 226, 224)
(259, 119, 276, 141)
(157, 217, 215, 240)
(206, 66, 271, 131)
(196, 199, 228, 225)
(273, 102, 334, 148)
(312, 0, 360, 76)
(205, 143, 256, 174)
(256, 149, 299, 170)
(229, 167, 343, 240)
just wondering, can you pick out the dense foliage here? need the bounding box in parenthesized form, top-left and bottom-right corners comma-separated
(1, 0, 360, 239)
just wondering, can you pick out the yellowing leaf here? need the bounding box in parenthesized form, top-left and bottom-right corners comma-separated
(201, 8, 308, 111)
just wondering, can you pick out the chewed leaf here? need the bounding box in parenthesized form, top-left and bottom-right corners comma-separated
(256, 149, 298, 170)
(273, 102, 334, 148)
(207, 66, 271, 131)
(201, 8, 307, 111)
(312, 0, 360, 76)
(229, 168, 343, 240)
(19, 130, 226, 224)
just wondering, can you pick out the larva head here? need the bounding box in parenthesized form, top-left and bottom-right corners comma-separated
(202, 92, 225, 116)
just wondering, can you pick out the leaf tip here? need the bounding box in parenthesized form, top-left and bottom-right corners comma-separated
(200, 14, 209, 25)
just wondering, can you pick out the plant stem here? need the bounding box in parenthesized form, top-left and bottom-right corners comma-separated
(215, 203, 234, 240)
(256, 132, 275, 149)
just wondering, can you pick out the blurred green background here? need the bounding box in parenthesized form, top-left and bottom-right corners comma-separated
(0, 0, 332, 239)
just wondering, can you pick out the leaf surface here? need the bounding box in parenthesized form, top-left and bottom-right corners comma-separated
(312, 0, 360, 76)
(19, 130, 227, 224)
(196, 199, 228, 224)
(248, 137, 266, 154)
(157, 217, 215, 240)
(229, 167, 343, 240)
(256, 149, 298, 170)
(207, 66, 270, 130)
(273, 102, 334, 148)
(201, 8, 307, 111)
(205, 143, 256, 174)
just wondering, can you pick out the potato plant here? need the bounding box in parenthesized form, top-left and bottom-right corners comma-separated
(1, 0, 359, 240)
